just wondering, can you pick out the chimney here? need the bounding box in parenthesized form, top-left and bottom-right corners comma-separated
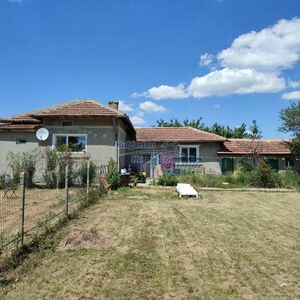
(108, 101, 119, 110)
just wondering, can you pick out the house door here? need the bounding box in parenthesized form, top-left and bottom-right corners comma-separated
(141, 154, 151, 177)
(266, 158, 279, 170)
(221, 158, 234, 174)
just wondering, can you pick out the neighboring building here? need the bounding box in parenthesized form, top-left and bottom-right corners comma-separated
(0, 99, 295, 178)
(217, 139, 294, 173)
(0, 100, 135, 175)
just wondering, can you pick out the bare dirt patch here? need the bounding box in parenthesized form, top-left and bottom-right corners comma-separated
(59, 229, 108, 250)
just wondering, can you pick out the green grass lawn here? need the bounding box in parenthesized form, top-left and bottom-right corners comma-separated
(1, 188, 299, 299)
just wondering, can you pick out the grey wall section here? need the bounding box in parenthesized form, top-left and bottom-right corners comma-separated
(0, 131, 39, 174)
(199, 143, 222, 174)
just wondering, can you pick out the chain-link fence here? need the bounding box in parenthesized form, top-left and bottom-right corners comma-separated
(0, 155, 107, 258)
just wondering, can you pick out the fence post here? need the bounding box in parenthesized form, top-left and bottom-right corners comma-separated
(19, 172, 25, 248)
(87, 158, 90, 197)
(56, 163, 60, 190)
(65, 165, 69, 217)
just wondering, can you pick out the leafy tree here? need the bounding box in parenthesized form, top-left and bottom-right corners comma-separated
(182, 118, 205, 129)
(155, 118, 262, 139)
(249, 120, 262, 139)
(279, 101, 300, 161)
(156, 118, 205, 129)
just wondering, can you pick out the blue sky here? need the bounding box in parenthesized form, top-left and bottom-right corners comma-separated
(1, 0, 300, 138)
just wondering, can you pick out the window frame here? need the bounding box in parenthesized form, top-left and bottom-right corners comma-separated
(179, 145, 200, 164)
(52, 134, 88, 153)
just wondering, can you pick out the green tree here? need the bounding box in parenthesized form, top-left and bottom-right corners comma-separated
(279, 101, 300, 161)
(249, 120, 262, 139)
(155, 118, 262, 139)
(156, 118, 205, 129)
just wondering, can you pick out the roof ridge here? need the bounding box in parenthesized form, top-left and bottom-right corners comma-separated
(30, 99, 98, 115)
(187, 126, 226, 140)
(227, 138, 288, 142)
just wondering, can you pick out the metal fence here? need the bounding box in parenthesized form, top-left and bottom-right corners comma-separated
(0, 158, 108, 257)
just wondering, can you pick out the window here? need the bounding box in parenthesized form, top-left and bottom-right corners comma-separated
(180, 146, 199, 163)
(53, 134, 87, 152)
(265, 158, 279, 170)
(221, 158, 234, 174)
(16, 139, 27, 144)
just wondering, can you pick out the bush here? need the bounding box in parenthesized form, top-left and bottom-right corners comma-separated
(177, 173, 225, 188)
(169, 162, 300, 189)
(7, 150, 38, 188)
(0, 174, 6, 189)
(157, 173, 178, 186)
(236, 158, 254, 172)
(78, 160, 97, 186)
(279, 170, 300, 189)
(43, 147, 75, 189)
(80, 186, 106, 208)
(254, 160, 280, 188)
(107, 158, 120, 190)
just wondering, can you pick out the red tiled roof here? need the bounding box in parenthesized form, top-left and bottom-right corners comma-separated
(0, 124, 40, 131)
(0, 100, 135, 136)
(0, 114, 41, 123)
(218, 139, 292, 155)
(136, 127, 226, 142)
(31, 99, 124, 117)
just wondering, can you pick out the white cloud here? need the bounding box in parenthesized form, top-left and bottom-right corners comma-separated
(287, 78, 300, 88)
(199, 53, 214, 66)
(134, 83, 187, 100)
(136, 18, 300, 100)
(187, 68, 285, 98)
(118, 101, 134, 113)
(282, 91, 300, 100)
(131, 92, 142, 98)
(139, 101, 167, 113)
(218, 18, 300, 72)
(130, 112, 145, 125)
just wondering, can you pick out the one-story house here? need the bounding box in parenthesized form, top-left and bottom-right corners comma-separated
(132, 127, 294, 176)
(0, 100, 135, 175)
(0, 99, 295, 178)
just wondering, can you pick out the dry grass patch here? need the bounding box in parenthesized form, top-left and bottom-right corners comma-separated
(1, 188, 299, 299)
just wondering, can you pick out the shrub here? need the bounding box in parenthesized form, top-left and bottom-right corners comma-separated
(250, 160, 280, 188)
(43, 147, 75, 189)
(107, 158, 120, 190)
(0, 173, 6, 189)
(236, 158, 254, 172)
(80, 186, 106, 208)
(78, 160, 97, 186)
(178, 173, 225, 188)
(43, 149, 59, 188)
(279, 170, 300, 189)
(157, 173, 178, 186)
(7, 150, 38, 188)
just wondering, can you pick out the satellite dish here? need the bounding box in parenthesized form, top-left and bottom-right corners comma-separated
(36, 128, 49, 141)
